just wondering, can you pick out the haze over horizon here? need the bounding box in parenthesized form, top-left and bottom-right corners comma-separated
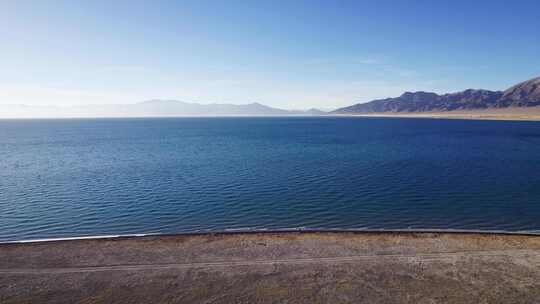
(1, 0, 539, 111)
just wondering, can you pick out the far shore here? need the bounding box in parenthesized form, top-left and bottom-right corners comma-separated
(334, 106, 540, 121)
(4, 106, 540, 121)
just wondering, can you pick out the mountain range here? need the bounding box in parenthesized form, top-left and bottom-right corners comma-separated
(0, 100, 326, 118)
(333, 76, 540, 114)
(3, 76, 540, 118)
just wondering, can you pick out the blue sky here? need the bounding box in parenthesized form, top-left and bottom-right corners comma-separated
(1, 0, 539, 109)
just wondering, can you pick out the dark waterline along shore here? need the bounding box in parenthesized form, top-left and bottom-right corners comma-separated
(3, 228, 540, 244)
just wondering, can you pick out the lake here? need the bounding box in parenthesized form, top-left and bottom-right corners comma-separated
(1, 117, 540, 241)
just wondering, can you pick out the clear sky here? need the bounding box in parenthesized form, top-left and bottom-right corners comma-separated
(1, 0, 539, 110)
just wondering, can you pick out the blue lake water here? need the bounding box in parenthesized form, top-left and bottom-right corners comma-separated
(1, 117, 540, 241)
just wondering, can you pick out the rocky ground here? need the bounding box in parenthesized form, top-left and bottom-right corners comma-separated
(1, 232, 539, 303)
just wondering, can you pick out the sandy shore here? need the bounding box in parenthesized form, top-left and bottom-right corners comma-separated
(1, 232, 539, 303)
(336, 106, 540, 121)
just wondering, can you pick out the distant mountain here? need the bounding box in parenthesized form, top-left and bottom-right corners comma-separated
(131, 100, 294, 116)
(498, 76, 540, 107)
(0, 100, 326, 118)
(333, 76, 540, 114)
(304, 108, 327, 115)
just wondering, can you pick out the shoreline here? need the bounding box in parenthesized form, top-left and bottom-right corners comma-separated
(333, 106, 540, 121)
(3, 228, 540, 244)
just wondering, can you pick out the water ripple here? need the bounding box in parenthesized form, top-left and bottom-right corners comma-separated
(1, 117, 540, 241)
